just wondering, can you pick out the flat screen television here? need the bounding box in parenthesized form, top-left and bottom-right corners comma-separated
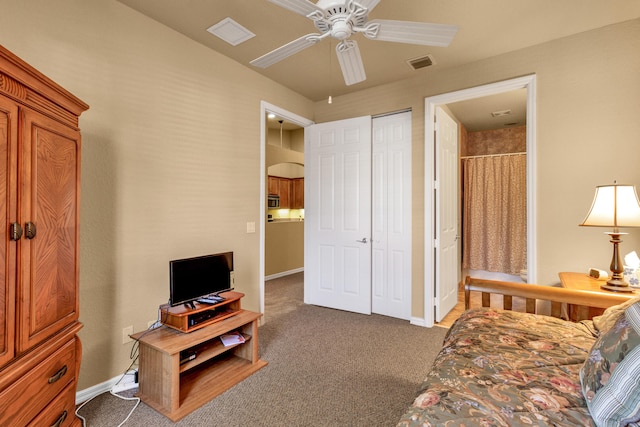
(169, 251, 233, 307)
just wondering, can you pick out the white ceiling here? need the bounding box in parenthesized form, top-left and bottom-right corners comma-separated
(116, 0, 640, 130)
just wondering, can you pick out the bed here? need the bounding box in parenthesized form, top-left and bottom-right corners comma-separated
(397, 277, 640, 427)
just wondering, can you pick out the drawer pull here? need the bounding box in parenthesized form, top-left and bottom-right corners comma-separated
(25, 221, 37, 239)
(51, 410, 67, 427)
(48, 365, 68, 384)
(10, 222, 22, 241)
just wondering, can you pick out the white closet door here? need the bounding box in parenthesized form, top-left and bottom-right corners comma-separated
(304, 116, 372, 315)
(371, 112, 412, 320)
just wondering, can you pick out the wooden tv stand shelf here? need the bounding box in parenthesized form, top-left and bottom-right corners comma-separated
(132, 293, 267, 421)
(160, 291, 245, 332)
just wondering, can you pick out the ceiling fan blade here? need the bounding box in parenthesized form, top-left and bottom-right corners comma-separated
(365, 19, 458, 47)
(336, 40, 366, 86)
(355, 0, 381, 12)
(251, 34, 322, 68)
(267, 0, 322, 17)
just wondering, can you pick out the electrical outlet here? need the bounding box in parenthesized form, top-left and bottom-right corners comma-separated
(246, 221, 256, 233)
(122, 325, 134, 344)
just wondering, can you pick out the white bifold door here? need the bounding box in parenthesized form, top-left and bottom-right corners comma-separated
(305, 112, 411, 320)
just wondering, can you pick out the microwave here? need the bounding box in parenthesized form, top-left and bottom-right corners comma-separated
(268, 194, 280, 209)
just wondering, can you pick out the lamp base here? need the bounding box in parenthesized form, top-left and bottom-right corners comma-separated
(600, 278, 635, 293)
(599, 231, 634, 292)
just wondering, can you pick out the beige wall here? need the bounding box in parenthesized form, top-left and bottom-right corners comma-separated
(0, 0, 313, 389)
(464, 126, 527, 156)
(0, 0, 638, 392)
(265, 221, 304, 276)
(314, 18, 640, 317)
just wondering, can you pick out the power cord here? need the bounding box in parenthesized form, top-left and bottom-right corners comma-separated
(75, 305, 167, 426)
(75, 367, 141, 427)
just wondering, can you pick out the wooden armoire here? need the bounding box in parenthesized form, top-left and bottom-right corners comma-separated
(0, 45, 88, 426)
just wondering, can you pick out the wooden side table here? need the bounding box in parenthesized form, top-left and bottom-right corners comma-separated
(559, 272, 637, 319)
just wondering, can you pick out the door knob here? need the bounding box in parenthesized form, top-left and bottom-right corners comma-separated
(356, 237, 368, 243)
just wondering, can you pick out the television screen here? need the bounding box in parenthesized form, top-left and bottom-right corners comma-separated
(169, 252, 233, 307)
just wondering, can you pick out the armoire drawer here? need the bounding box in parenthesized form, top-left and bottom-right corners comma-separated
(0, 338, 76, 426)
(28, 382, 78, 427)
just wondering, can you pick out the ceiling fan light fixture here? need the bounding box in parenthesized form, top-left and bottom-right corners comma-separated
(331, 20, 352, 40)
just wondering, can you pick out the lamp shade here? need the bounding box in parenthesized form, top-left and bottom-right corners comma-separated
(580, 184, 640, 228)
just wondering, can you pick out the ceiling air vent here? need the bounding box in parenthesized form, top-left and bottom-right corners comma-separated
(207, 17, 255, 46)
(407, 54, 435, 71)
(491, 109, 512, 117)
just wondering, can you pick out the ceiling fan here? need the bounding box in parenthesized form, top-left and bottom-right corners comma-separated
(250, 0, 458, 86)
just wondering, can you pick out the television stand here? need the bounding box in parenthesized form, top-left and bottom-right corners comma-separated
(132, 305, 267, 421)
(160, 291, 243, 332)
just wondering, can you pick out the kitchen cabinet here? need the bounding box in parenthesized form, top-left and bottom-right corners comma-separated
(268, 175, 279, 196)
(268, 175, 299, 209)
(0, 44, 88, 426)
(292, 178, 304, 209)
(279, 177, 291, 209)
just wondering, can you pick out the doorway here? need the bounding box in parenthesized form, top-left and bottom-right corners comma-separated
(259, 102, 313, 317)
(424, 75, 537, 327)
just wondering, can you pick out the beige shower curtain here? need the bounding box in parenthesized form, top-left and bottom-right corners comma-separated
(462, 153, 527, 275)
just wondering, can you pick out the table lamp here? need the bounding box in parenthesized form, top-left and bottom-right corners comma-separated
(580, 183, 640, 292)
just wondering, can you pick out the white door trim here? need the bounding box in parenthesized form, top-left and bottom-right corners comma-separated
(422, 75, 537, 327)
(259, 101, 314, 316)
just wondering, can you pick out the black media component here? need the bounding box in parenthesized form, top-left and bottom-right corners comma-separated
(169, 251, 233, 307)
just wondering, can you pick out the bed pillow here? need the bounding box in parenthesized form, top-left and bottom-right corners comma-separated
(592, 296, 640, 333)
(580, 300, 640, 427)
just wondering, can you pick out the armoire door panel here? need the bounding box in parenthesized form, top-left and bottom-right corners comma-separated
(0, 97, 17, 367)
(18, 109, 80, 353)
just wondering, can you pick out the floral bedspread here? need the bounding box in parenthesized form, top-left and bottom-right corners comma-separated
(397, 308, 597, 427)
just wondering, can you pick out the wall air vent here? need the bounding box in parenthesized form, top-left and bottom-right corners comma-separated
(407, 54, 435, 70)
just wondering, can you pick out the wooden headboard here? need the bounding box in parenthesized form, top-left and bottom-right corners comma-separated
(464, 276, 633, 321)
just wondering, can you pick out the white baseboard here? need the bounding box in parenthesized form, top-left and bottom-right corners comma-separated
(76, 370, 138, 404)
(265, 268, 303, 281)
(410, 316, 428, 327)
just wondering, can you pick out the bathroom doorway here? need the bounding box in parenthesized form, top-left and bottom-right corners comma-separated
(425, 75, 537, 326)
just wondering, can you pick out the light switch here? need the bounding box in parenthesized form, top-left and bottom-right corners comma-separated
(246, 221, 256, 233)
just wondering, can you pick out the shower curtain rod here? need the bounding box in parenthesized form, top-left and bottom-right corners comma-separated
(460, 152, 526, 159)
